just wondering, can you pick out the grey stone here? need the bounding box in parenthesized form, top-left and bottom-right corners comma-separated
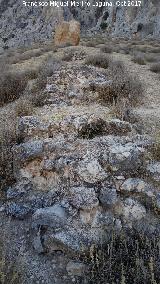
(32, 204, 67, 229)
(120, 178, 146, 193)
(5, 202, 31, 219)
(7, 178, 32, 199)
(13, 140, 44, 164)
(147, 162, 160, 182)
(106, 142, 145, 175)
(78, 158, 107, 183)
(17, 116, 50, 142)
(99, 186, 118, 207)
(69, 186, 99, 210)
(122, 198, 146, 222)
(155, 193, 160, 210)
(33, 236, 44, 254)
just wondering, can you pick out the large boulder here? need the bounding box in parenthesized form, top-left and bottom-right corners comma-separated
(54, 20, 80, 46)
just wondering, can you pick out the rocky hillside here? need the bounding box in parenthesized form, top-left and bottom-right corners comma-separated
(0, 41, 160, 282)
(0, 0, 160, 51)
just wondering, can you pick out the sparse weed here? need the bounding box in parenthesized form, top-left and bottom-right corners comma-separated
(100, 45, 112, 54)
(85, 54, 110, 69)
(150, 62, 160, 73)
(132, 53, 146, 65)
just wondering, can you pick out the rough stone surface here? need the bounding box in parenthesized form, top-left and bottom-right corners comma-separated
(32, 204, 68, 229)
(69, 186, 99, 210)
(147, 162, 160, 182)
(120, 178, 146, 193)
(122, 198, 146, 222)
(54, 20, 80, 46)
(77, 158, 108, 183)
(99, 186, 118, 207)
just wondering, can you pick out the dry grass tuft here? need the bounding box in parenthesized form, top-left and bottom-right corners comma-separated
(102, 60, 143, 107)
(150, 62, 160, 73)
(85, 54, 110, 69)
(131, 53, 146, 65)
(144, 53, 159, 63)
(62, 49, 75, 61)
(87, 231, 159, 284)
(100, 45, 113, 54)
(0, 67, 28, 106)
(15, 99, 33, 117)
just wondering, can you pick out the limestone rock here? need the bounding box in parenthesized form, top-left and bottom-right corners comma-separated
(32, 204, 67, 229)
(77, 158, 107, 183)
(122, 198, 146, 222)
(121, 178, 146, 193)
(99, 186, 118, 207)
(147, 162, 160, 182)
(54, 20, 80, 46)
(17, 116, 50, 142)
(69, 186, 99, 210)
(5, 202, 31, 219)
(7, 178, 32, 199)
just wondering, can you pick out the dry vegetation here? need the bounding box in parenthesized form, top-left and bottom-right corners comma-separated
(150, 62, 160, 73)
(85, 54, 110, 69)
(0, 36, 160, 283)
(0, 44, 62, 189)
(100, 45, 113, 54)
(87, 231, 159, 284)
(131, 53, 146, 65)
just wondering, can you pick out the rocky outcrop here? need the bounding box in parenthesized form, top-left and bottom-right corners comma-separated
(0, 48, 160, 283)
(54, 20, 80, 46)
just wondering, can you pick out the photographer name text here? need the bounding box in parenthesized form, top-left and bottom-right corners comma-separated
(22, 1, 142, 8)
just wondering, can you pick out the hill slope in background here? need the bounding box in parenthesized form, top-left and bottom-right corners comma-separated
(0, 0, 160, 51)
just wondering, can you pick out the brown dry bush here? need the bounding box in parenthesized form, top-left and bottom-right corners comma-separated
(150, 133, 160, 161)
(0, 69, 28, 106)
(144, 53, 159, 63)
(85, 54, 110, 69)
(131, 53, 146, 65)
(62, 49, 75, 61)
(87, 232, 159, 284)
(134, 45, 149, 53)
(84, 41, 97, 47)
(148, 47, 160, 53)
(100, 45, 113, 54)
(150, 62, 160, 73)
(0, 97, 34, 189)
(0, 113, 17, 189)
(98, 61, 143, 109)
(15, 99, 33, 117)
(0, 55, 61, 189)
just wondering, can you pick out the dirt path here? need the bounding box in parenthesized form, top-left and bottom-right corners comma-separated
(111, 52, 160, 135)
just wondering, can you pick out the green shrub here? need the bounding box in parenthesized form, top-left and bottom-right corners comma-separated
(100, 22, 108, 30)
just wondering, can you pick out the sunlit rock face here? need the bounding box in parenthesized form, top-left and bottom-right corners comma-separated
(54, 20, 80, 46)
